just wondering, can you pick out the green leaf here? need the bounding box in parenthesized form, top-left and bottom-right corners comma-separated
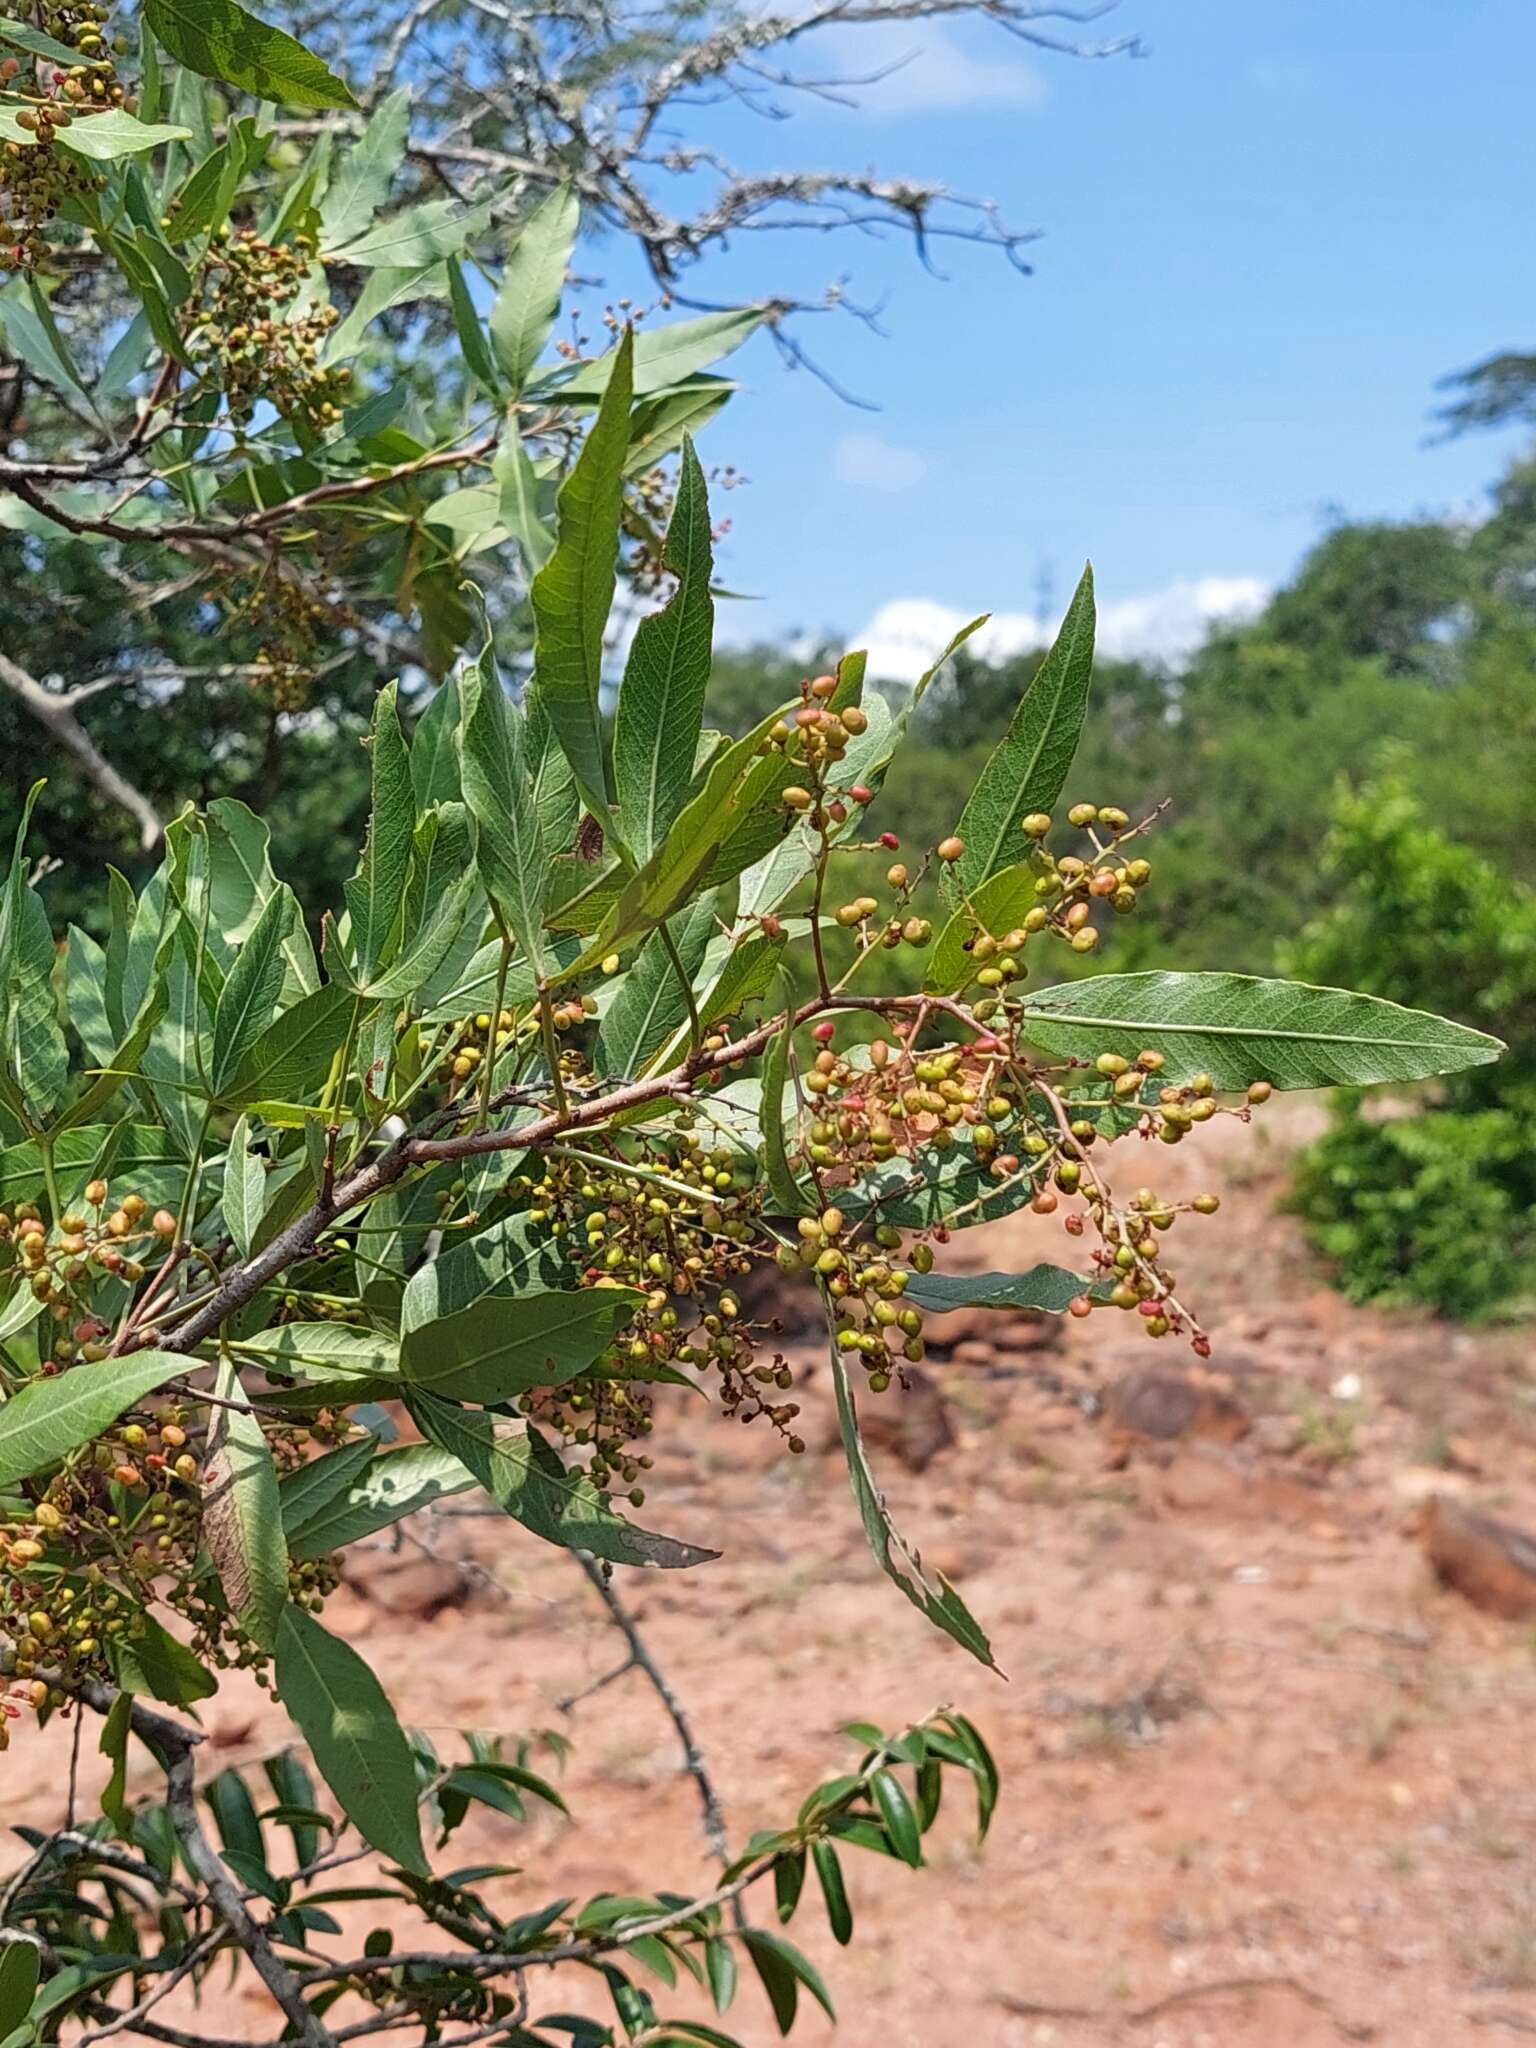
(940, 1709, 999, 1839)
(236, 1320, 400, 1395)
(830, 1348, 998, 1670)
(571, 701, 804, 970)
(223, 984, 356, 1107)
(457, 634, 550, 975)
(925, 862, 1038, 997)
(277, 1433, 379, 1545)
(870, 1769, 922, 1867)
(344, 682, 415, 981)
(759, 1013, 808, 1216)
(0, 280, 99, 417)
(274, 1605, 427, 1875)
(55, 110, 192, 161)
(0, 1352, 187, 1491)
(446, 257, 502, 398)
(530, 325, 634, 824)
(773, 1850, 805, 1922)
(490, 182, 579, 392)
(548, 309, 760, 404)
(612, 438, 715, 862)
(494, 433, 555, 577)
(202, 1361, 288, 1654)
(594, 891, 721, 1080)
(741, 1930, 834, 2037)
(900, 1265, 1095, 1315)
(10, 883, 67, 1120)
(320, 86, 409, 250)
(810, 1840, 852, 1946)
(409, 1394, 717, 1569)
(99, 1688, 133, 1836)
(1019, 971, 1504, 1090)
(366, 866, 476, 1002)
(109, 1614, 216, 1705)
(399, 1286, 643, 1402)
(222, 1115, 265, 1258)
(324, 260, 446, 364)
(281, 1441, 474, 1557)
(946, 563, 1096, 902)
(210, 882, 294, 1094)
(143, 0, 357, 110)
(623, 376, 734, 478)
(0, 16, 83, 64)
(336, 195, 489, 268)
(0, 1933, 39, 2037)
(705, 1936, 737, 2014)
(402, 1211, 571, 1330)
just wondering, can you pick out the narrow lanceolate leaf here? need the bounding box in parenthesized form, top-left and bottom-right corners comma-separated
(276, 1433, 379, 1546)
(222, 984, 356, 1106)
(210, 882, 293, 1094)
(830, 1348, 998, 1671)
(274, 1605, 427, 1875)
(402, 1210, 571, 1329)
(223, 1114, 265, 1258)
(446, 256, 502, 397)
(613, 437, 715, 861)
(547, 307, 761, 404)
(108, 1614, 216, 1705)
(811, 1840, 852, 1946)
(490, 182, 579, 392)
(457, 635, 550, 972)
(594, 890, 721, 1080)
(202, 1361, 287, 1654)
(336, 195, 491, 269)
(344, 682, 415, 980)
(55, 110, 193, 161)
(760, 1014, 809, 1217)
(11, 880, 68, 1118)
(1019, 971, 1505, 1090)
(98, 1689, 133, 1837)
(925, 863, 1038, 997)
(871, 1769, 922, 1867)
(143, 0, 357, 110)
(409, 1394, 718, 1569)
(567, 699, 804, 972)
(741, 1930, 835, 2037)
(947, 563, 1096, 901)
(365, 866, 477, 1002)
(0, 1352, 187, 1491)
(399, 1286, 643, 1402)
(900, 1266, 1096, 1316)
(282, 1441, 474, 1558)
(320, 85, 409, 250)
(530, 325, 634, 825)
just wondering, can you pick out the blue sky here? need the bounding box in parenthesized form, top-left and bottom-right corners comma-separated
(597, 0, 1535, 672)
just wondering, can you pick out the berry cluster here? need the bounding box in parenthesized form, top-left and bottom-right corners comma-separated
(0, 1398, 346, 1715)
(2, 1182, 175, 1360)
(227, 558, 354, 711)
(189, 228, 349, 429)
(0, 0, 132, 267)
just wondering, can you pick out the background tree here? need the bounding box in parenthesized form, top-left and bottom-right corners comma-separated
(0, 0, 1148, 906)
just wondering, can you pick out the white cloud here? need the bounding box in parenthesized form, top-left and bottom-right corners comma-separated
(805, 21, 1046, 114)
(832, 432, 927, 492)
(854, 576, 1270, 681)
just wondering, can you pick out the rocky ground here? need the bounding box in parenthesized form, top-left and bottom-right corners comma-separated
(12, 1099, 1536, 2046)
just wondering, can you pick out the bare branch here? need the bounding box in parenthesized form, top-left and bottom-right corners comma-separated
(0, 649, 163, 851)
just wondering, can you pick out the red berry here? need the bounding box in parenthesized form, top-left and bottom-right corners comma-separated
(849, 784, 873, 804)
(879, 831, 900, 850)
(812, 1021, 836, 1043)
